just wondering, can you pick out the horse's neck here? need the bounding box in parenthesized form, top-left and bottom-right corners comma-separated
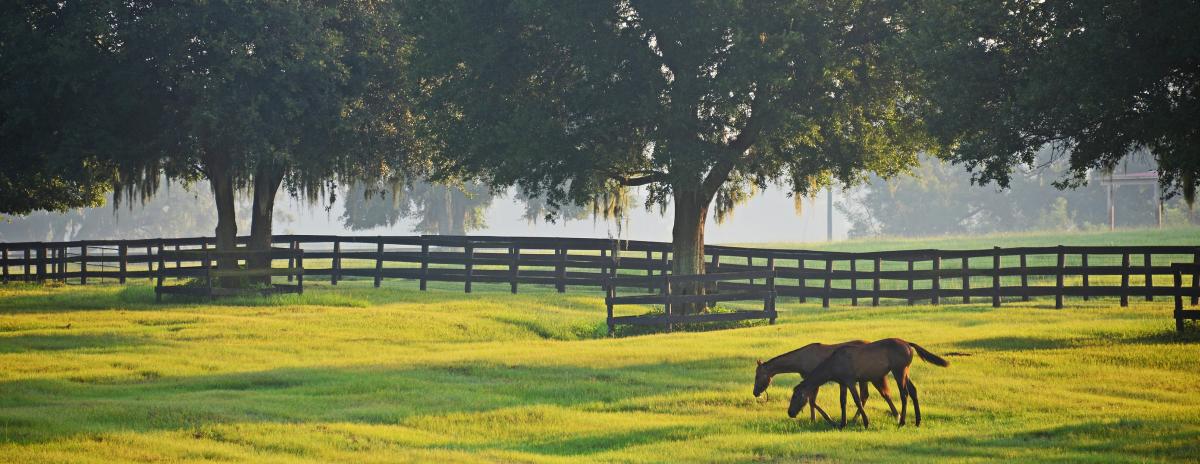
(765, 351, 806, 375)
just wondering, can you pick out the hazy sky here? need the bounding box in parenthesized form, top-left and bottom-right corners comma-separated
(275, 185, 849, 244)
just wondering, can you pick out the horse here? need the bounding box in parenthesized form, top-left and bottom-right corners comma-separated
(788, 338, 949, 428)
(755, 340, 899, 423)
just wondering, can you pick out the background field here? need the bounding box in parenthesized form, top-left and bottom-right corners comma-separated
(2, 229, 1199, 463)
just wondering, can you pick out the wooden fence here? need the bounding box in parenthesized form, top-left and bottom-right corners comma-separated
(155, 247, 304, 301)
(605, 270, 777, 335)
(2, 234, 1198, 311)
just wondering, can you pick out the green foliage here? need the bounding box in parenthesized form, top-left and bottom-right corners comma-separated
(403, 0, 939, 256)
(909, 0, 1200, 200)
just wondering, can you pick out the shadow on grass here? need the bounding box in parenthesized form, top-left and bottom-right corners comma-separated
(0, 333, 158, 354)
(0, 357, 743, 451)
(887, 419, 1199, 462)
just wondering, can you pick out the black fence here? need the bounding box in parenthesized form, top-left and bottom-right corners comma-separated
(3, 235, 1199, 312)
(605, 270, 777, 334)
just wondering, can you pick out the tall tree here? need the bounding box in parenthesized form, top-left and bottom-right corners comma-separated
(909, 0, 1200, 201)
(3, 1, 417, 280)
(405, 1, 936, 294)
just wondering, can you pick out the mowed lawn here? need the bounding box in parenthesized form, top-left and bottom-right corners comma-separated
(2, 271, 1199, 464)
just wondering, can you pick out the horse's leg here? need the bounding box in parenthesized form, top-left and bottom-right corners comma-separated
(893, 369, 909, 426)
(849, 381, 869, 422)
(839, 384, 848, 429)
(848, 383, 868, 428)
(809, 387, 817, 422)
(873, 378, 899, 419)
(908, 378, 922, 427)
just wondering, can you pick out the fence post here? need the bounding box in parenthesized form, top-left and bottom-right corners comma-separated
(1, 246, 7, 284)
(175, 244, 182, 271)
(146, 244, 154, 282)
(872, 257, 881, 307)
(155, 247, 166, 302)
(78, 245, 88, 285)
(1055, 246, 1065, 309)
(606, 277, 615, 336)
(556, 247, 568, 293)
(374, 237, 384, 288)
(849, 258, 858, 307)
(1175, 268, 1184, 332)
(712, 253, 721, 273)
(1120, 252, 1130, 307)
(907, 259, 915, 306)
(419, 242, 429, 291)
(1080, 253, 1089, 301)
(1144, 252, 1153, 301)
(118, 244, 128, 284)
(464, 244, 474, 293)
(509, 246, 519, 294)
(296, 251, 304, 295)
(659, 250, 669, 285)
(287, 241, 297, 282)
(600, 248, 608, 278)
(23, 248, 31, 282)
(822, 259, 832, 308)
(932, 254, 941, 305)
(798, 258, 808, 303)
(1019, 253, 1030, 302)
(767, 268, 777, 324)
(1193, 249, 1199, 306)
(332, 239, 341, 285)
(961, 256, 970, 304)
(993, 247, 1001, 308)
(36, 243, 47, 282)
(646, 250, 655, 293)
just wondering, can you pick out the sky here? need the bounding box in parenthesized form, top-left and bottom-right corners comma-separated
(274, 185, 850, 244)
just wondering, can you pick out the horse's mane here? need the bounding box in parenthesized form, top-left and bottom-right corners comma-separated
(764, 342, 820, 366)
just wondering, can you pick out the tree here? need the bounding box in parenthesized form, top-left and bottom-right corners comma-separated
(838, 152, 1171, 237)
(3, 2, 417, 281)
(909, 0, 1200, 202)
(341, 180, 494, 235)
(405, 1, 936, 297)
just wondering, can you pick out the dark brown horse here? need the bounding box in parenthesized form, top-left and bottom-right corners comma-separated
(788, 338, 948, 428)
(755, 341, 898, 423)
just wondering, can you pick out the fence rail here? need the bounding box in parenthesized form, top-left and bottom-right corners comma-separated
(3, 235, 1198, 313)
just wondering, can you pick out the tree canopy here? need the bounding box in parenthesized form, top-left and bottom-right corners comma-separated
(910, 0, 1200, 200)
(405, 0, 938, 279)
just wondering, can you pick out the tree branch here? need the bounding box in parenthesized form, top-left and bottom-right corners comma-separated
(610, 171, 667, 186)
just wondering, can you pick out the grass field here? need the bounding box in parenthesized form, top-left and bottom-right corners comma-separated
(2, 228, 1199, 463)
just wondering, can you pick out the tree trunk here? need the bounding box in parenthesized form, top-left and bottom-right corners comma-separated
(450, 191, 467, 235)
(671, 187, 711, 315)
(248, 164, 285, 282)
(208, 158, 239, 287)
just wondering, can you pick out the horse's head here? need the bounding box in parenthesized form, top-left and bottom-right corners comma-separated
(753, 359, 771, 397)
(787, 381, 811, 418)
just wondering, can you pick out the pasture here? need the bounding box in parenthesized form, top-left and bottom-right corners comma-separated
(2, 229, 1199, 463)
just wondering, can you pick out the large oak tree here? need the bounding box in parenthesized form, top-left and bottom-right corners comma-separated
(404, 0, 937, 294)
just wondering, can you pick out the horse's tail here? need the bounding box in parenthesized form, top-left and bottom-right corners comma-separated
(910, 342, 949, 367)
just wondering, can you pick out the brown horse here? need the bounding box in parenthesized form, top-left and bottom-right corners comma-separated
(755, 341, 899, 423)
(788, 338, 948, 428)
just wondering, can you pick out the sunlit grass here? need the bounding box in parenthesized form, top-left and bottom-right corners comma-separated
(1, 273, 1198, 462)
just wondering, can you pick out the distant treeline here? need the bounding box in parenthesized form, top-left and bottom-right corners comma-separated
(839, 153, 1197, 238)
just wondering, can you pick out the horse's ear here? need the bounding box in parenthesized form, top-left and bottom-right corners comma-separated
(756, 359, 763, 366)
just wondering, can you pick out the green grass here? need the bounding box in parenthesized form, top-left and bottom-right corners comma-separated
(2, 227, 1199, 463)
(2, 280, 1198, 463)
